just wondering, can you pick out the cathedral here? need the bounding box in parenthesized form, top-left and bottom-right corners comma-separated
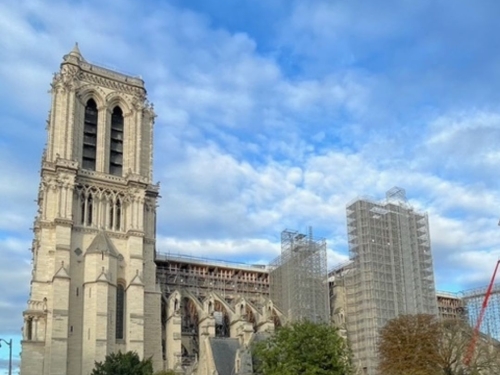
(19, 46, 284, 375)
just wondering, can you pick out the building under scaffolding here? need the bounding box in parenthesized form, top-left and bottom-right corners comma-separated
(437, 291, 466, 321)
(339, 187, 438, 375)
(156, 253, 270, 301)
(461, 284, 500, 341)
(269, 229, 329, 323)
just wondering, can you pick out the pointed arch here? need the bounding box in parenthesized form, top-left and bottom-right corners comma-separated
(246, 304, 257, 332)
(109, 106, 124, 176)
(78, 85, 106, 109)
(107, 193, 124, 232)
(214, 300, 231, 338)
(82, 99, 97, 170)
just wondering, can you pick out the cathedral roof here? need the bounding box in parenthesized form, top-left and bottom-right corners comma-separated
(85, 231, 120, 258)
(209, 338, 239, 375)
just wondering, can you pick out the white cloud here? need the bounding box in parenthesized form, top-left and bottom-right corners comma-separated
(3, 0, 500, 352)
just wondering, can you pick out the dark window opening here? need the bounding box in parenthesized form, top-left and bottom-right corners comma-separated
(87, 195, 93, 226)
(116, 284, 125, 339)
(109, 201, 114, 229)
(181, 298, 199, 366)
(115, 199, 121, 231)
(80, 193, 86, 224)
(110, 106, 124, 176)
(83, 99, 98, 171)
(26, 317, 33, 340)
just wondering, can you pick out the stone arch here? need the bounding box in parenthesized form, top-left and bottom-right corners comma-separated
(245, 305, 257, 332)
(77, 85, 106, 109)
(105, 92, 132, 115)
(213, 300, 231, 338)
(203, 295, 215, 315)
(180, 296, 200, 364)
(208, 292, 235, 320)
(181, 297, 201, 334)
(235, 297, 260, 332)
(272, 308, 283, 328)
(263, 300, 285, 328)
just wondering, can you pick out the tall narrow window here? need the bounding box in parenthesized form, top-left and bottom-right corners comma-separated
(116, 283, 125, 339)
(87, 195, 93, 227)
(109, 199, 114, 229)
(110, 107, 124, 176)
(83, 99, 98, 170)
(80, 192, 86, 225)
(115, 199, 121, 231)
(26, 317, 33, 340)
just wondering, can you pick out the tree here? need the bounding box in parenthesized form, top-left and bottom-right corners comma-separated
(378, 314, 440, 375)
(91, 351, 153, 375)
(436, 318, 500, 375)
(252, 320, 354, 375)
(378, 314, 500, 375)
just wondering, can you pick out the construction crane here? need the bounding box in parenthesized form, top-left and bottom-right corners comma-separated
(463, 259, 500, 366)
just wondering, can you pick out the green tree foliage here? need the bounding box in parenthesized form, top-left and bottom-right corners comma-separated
(91, 351, 153, 375)
(252, 321, 353, 375)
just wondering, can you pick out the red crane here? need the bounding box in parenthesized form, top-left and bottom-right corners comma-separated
(463, 259, 500, 366)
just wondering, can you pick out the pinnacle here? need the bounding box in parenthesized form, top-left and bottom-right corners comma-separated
(70, 42, 81, 56)
(64, 42, 84, 62)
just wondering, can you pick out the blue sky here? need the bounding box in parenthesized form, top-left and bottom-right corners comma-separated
(2, 0, 500, 372)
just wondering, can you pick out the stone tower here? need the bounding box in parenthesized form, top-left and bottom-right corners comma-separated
(20, 45, 163, 375)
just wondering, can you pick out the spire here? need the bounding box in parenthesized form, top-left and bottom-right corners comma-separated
(70, 42, 82, 56)
(63, 42, 84, 63)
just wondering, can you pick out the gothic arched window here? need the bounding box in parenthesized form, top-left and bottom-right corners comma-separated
(82, 99, 98, 171)
(108, 197, 122, 231)
(109, 106, 124, 176)
(116, 283, 125, 340)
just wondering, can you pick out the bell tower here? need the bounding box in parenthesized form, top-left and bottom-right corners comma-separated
(20, 45, 163, 375)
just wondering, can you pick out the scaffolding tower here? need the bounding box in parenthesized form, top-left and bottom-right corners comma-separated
(461, 284, 500, 341)
(269, 228, 329, 323)
(343, 189, 438, 375)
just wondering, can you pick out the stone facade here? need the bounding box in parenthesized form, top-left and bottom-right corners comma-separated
(164, 289, 283, 375)
(20, 45, 162, 375)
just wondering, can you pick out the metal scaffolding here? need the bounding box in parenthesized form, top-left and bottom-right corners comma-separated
(341, 189, 438, 375)
(155, 253, 270, 302)
(269, 228, 329, 323)
(461, 284, 500, 341)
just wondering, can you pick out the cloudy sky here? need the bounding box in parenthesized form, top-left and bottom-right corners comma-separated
(2, 0, 500, 371)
